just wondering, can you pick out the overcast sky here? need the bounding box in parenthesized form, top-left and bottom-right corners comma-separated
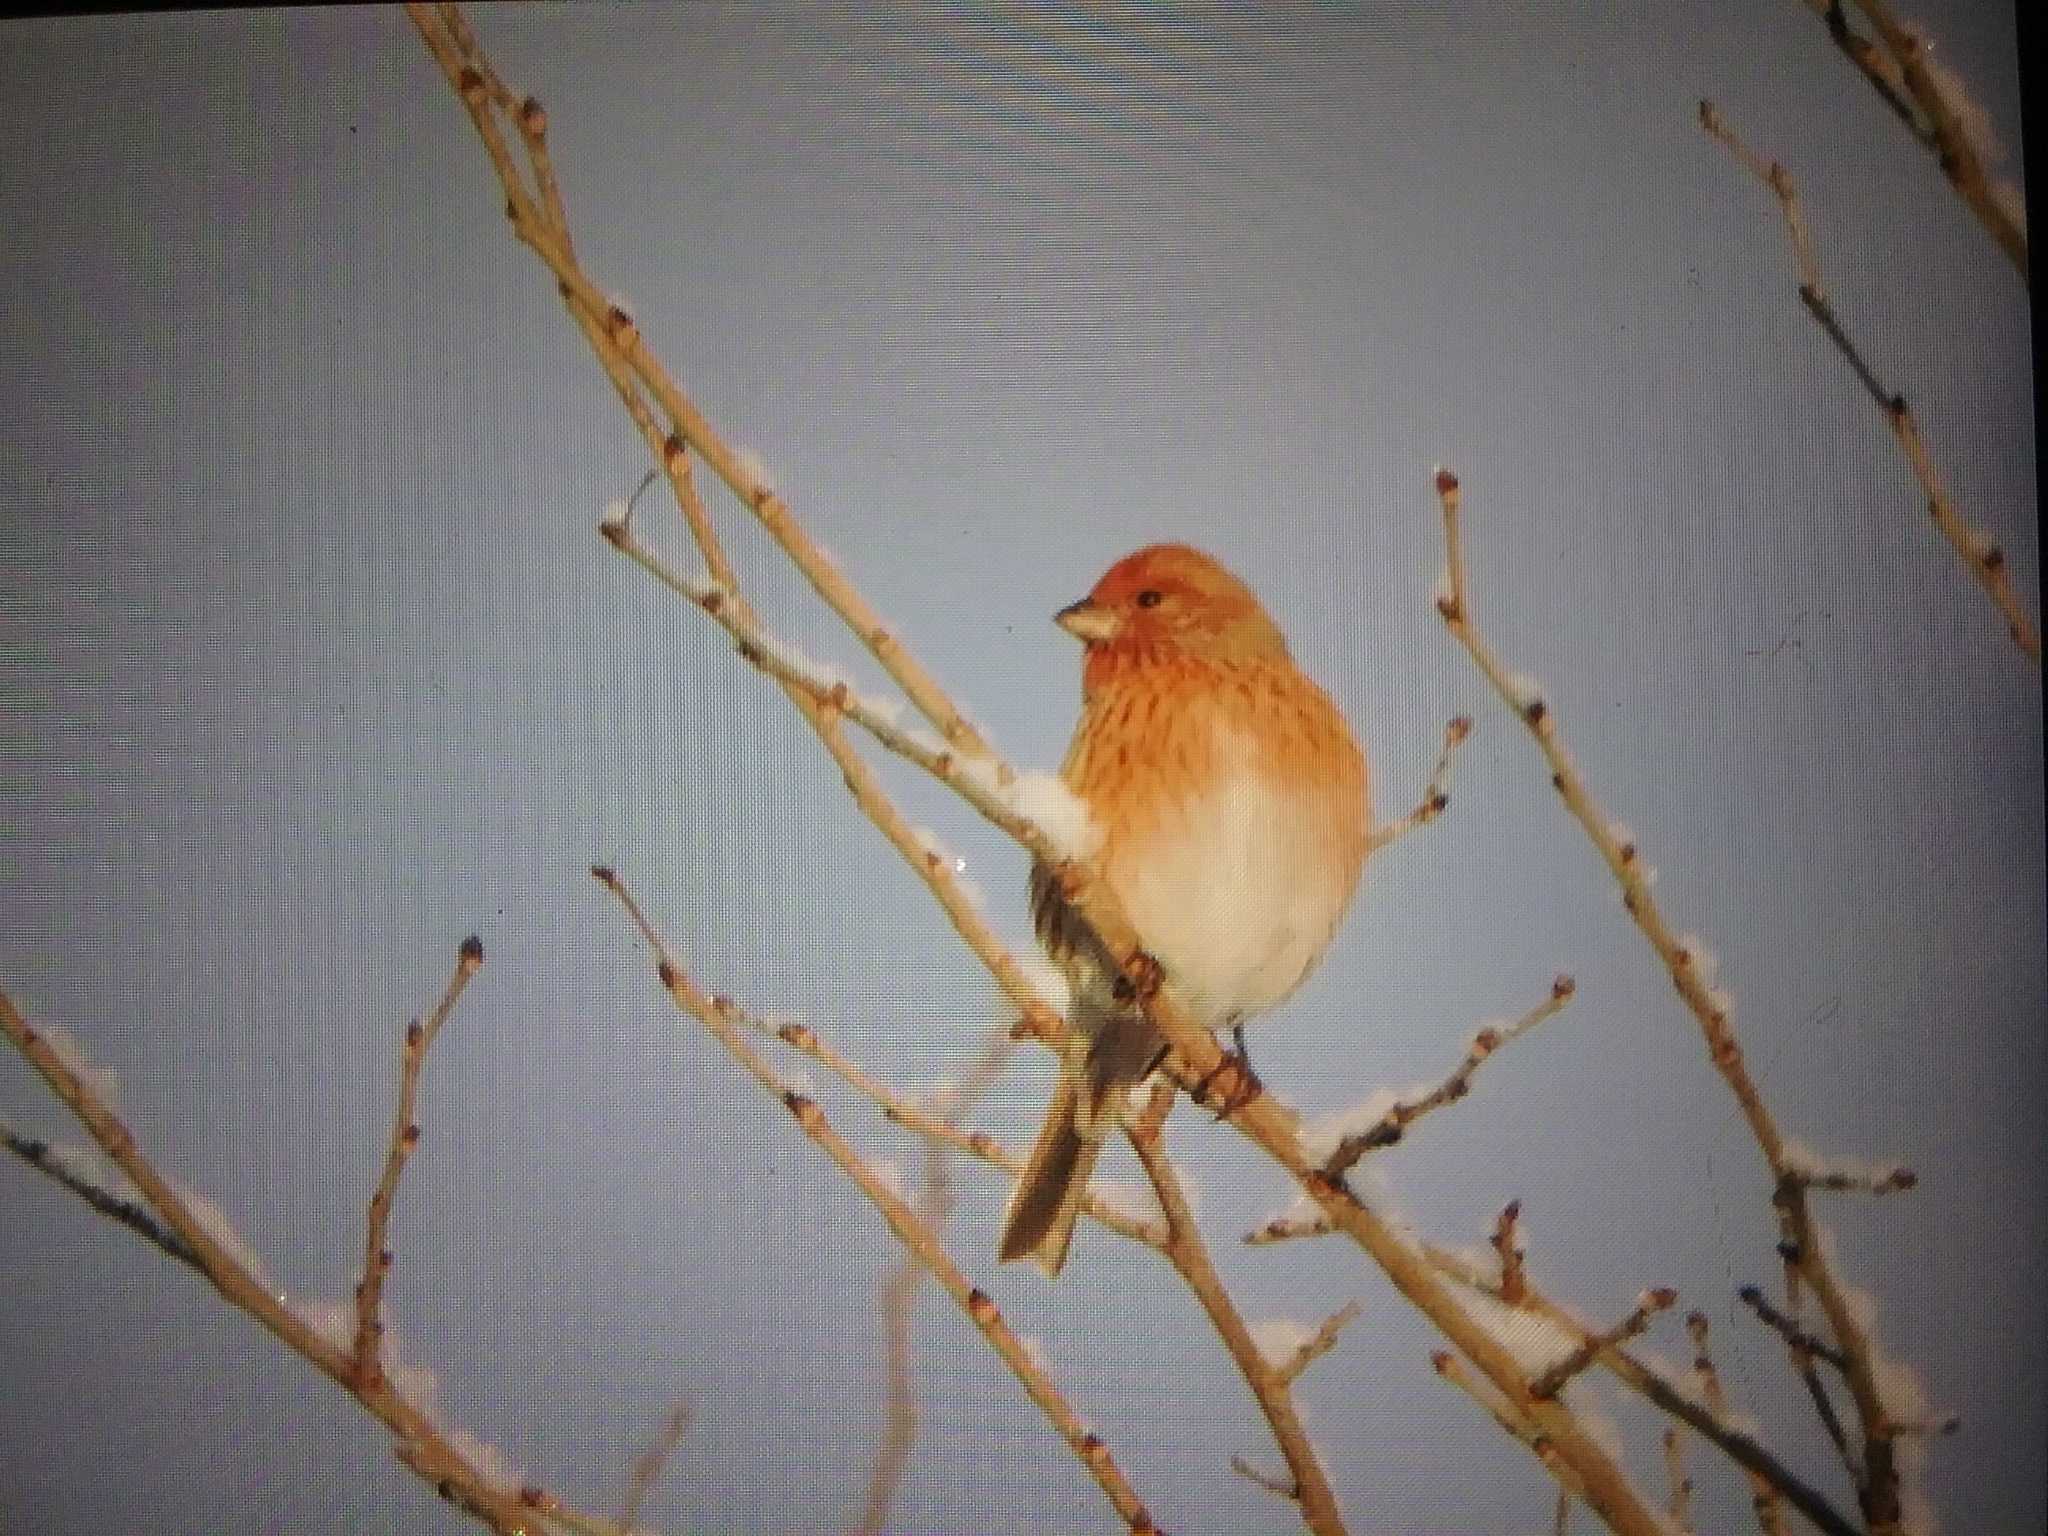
(2, 4, 2039, 1534)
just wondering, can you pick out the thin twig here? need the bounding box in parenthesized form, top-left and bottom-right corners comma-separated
(1688, 1311, 1788, 1536)
(856, 1022, 1016, 1536)
(355, 936, 484, 1388)
(1662, 1427, 1693, 1533)
(764, 1015, 1165, 1250)
(1276, 1301, 1363, 1389)
(1366, 714, 1472, 854)
(618, 1399, 691, 1536)
(2, 1121, 201, 1272)
(1230, 1455, 1301, 1500)
(1321, 977, 1573, 1175)
(1698, 100, 2039, 665)
(1529, 1288, 1677, 1399)
(1493, 1201, 1528, 1305)
(1739, 1284, 1851, 1373)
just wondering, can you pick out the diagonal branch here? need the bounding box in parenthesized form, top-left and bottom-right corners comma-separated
(1125, 1082, 1347, 1535)
(1321, 976, 1574, 1176)
(1, 968, 582, 1536)
(1426, 1244, 1854, 1536)
(3, 1119, 201, 1272)
(1793, 0, 2029, 280)
(1433, 466, 1908, 1531)
(764, 1014, 1166, 1251)
(591, 866, 1161, 1534)
(1699, 100, 2039, 665)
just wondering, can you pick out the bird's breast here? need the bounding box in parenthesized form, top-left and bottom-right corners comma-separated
(1081, 686, 1368, 1028)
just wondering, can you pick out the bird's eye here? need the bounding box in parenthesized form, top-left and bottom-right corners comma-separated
(1136, 589, 1164, 609)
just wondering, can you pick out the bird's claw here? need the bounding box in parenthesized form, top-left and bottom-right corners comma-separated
(1113, 948, 1165, 1006)
(1193, 1048, 1262, 1119)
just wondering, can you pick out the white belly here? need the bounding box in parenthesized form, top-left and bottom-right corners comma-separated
(1113, 755, 1355, 1028)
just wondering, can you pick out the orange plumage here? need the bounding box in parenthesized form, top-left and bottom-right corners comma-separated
(999, 544, 1371, 1273)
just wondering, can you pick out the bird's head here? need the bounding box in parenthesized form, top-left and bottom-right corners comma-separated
(1056, 544, 1288, 669)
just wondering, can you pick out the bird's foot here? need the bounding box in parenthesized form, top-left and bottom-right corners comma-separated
(1193, 1045, 1262, 1119)
(1112, 948, 1165, 1006)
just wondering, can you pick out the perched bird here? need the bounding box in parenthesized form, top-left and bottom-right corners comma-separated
(999, 543, 1371, 1274)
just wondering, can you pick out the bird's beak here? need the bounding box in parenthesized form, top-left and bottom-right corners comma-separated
(1055, 598, 1121, 644)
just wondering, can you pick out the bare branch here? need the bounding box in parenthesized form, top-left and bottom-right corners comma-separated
(1366, 714, 1473, 854)
(592, 866, 1160, 1533)
(1429, 1247, 1852, 1536)
(1126, 1083, 1348, 1535)
(1698, 100, 2039, 665)
(1433, 466, 1913, 1526)
(1493, 1201, 1528, 1305)
(1739, 1284, 1851, 1373)
(1793, 0, 2030, 278)
(1230, 1455, 1301, 1501)
(1276, 1302, 1364, 1389)
(355, 936, 485, 1388)
(618, 1399, 691, 1536)
(856, 1021, 1017, 1536)
(1320, 977, 1573, 1176)
(1, 972, 572, 1536)
(3, 1120, 201, 1272)
(1529, 1288, 1677, 1399)
(1662, 1427, 1693, 1533)
(1687, 1312, 1788, 1536)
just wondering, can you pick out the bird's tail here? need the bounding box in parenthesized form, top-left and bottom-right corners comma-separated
(997, 1075, 1102, 1274)
(998, 1009, 1159, 1275)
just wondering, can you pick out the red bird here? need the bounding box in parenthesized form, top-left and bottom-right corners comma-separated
(1000, 544, 1371, 1273)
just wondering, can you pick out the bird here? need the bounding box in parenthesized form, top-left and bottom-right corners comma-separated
(998, 543, 1371, 1274)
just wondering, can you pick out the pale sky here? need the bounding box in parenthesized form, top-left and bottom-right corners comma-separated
(2, 5, 2039, 1534)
